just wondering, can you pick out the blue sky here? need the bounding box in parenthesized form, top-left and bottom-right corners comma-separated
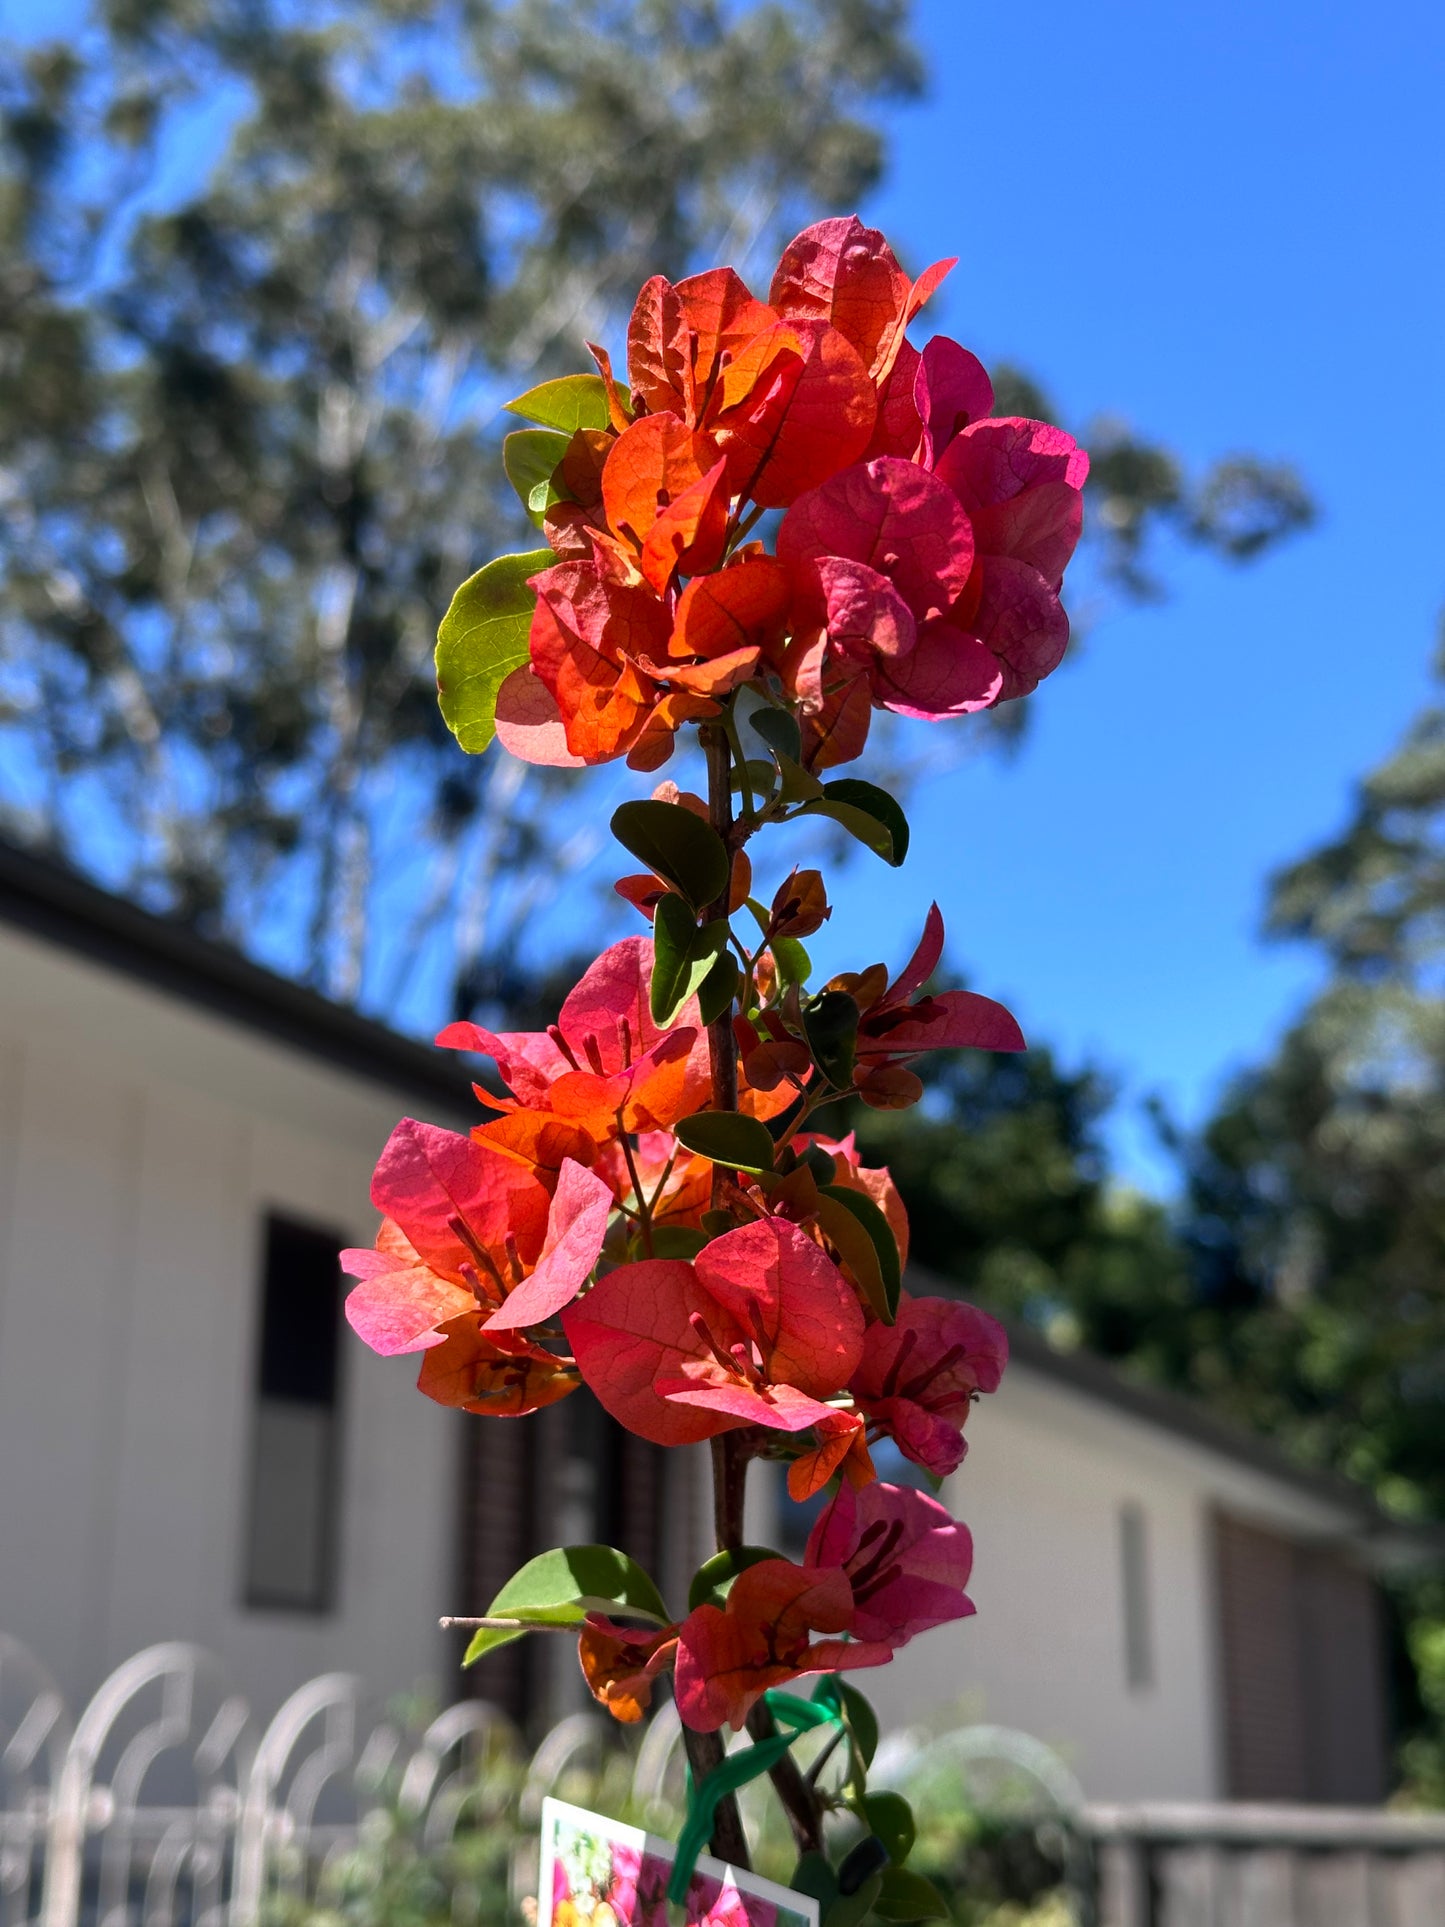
(6, 0, 1442, 1189)
(804, 0, 1445, 1184)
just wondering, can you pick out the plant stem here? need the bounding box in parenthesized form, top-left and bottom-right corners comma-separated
(617, 1117, 655, 1257)
(712, 1432, 749, 1549)
(690, 719, 752, 1872)
(746, 1701, 825, 1855)
(702, 723, 740, 1134)
(696, 722, 827, 1864)
(680, 1725, 749, 1867)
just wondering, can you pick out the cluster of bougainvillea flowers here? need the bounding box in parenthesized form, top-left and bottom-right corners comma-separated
(343, 908, 1008, 1731)
(435, 214, 1087, 777)
(349, 216, 1085, 1911)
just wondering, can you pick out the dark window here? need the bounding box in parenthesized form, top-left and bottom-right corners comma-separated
(242, 1214, 345, 1613)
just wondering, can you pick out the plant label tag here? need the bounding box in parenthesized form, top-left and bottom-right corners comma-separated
(539, 1795, 820, 1926)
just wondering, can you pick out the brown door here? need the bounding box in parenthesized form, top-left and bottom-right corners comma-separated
(1214, 1511, 1389, 1801)
(455, 1392, 696, 1730)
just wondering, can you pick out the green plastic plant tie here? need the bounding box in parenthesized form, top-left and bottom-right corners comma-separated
(667, 1689, 843, 1904)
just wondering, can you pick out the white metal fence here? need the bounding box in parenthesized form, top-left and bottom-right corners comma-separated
(0, 1631, 596, 1927)
(6, 1631, 1445, 1927)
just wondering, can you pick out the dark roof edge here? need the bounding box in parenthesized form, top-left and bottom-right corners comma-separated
(0, 841, 475, 1117)
(4, 842, 1439, 1561)
(908, 1263, 1445, 1563)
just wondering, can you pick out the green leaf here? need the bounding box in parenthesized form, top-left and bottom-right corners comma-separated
(803, 988, 860, 1088)
(611, 799, 730, 909)
(673, 1110, 777, 1175)
(463, 1545, 669, 1664)
(874, 1867, 949, 1922)
(790, 1854, 838, 1912)
(800, 1143, 837, 1186)
(648, 1225, 709, 1261)
(771, 934, 812, 989)
(731, 757, 779, 798)
(502, 428, 570, 527)
(838, 1838, 890, 1898)
(697, 952, 739, 1026)
(651, 895, 727, 1026)
(435, 549, 552, 754)
(687, 1545, 780, 1612)
(819, 1185, 902, 1320)
(502, 373, 611, 434)
(815, 1194, 890, 1324)
(777, 752, 825, 803)
(862, 1793, 916, 1867)
(813, 1676, 879, 1768)
(749, 705, 803, 764)
(800, 779, 911, 866)
(824, 1873, 882, 1927)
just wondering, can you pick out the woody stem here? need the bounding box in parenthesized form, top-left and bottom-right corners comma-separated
(683, 719, 752, 1873)
(699, 722, 826, 1862)
(617, 1118, 654, 1258)
(702, 722, 739, 1127)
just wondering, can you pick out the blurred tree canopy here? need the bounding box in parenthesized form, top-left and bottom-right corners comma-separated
(1165, 626, 1445, 1524)
(844, 701, 1445, 1791)
(843, 1038, 1195, 1366)
(1061, 622, 1445, 1795)
(0, 0, 1311, 1016)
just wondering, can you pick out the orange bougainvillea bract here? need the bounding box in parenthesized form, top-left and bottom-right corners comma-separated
(354, 214, 1089, 1880)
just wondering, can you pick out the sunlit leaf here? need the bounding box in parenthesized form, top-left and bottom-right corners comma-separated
(612, 799, 730, 909)
(435, 549, 552, 753)
(800, 779, 911, 866)
(502, 428, 571, 526)
(772, 935, 812, 989)
(463, 1544, 669, 1664)
(777, 753, 825, 803)
(813, 1674, 879, 1768)
(819, 1184, 901, 1320)
(651, 895, 727, 1026)
(803, 988, 860, 1088)
(687, 1545, 780, 1612)
(749, 705, 803, 763)
(697, 951, 739, 1026)
(502, 373, 612, 434)
(673, 1109, 777, 1175)
(815, 1193, 889, 1324)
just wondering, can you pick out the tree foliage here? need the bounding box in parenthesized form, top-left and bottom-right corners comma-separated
(845, 1031, 1193, 1369)
(0, 0, 1311, 1020)
(1146, 621, 1445, 1795)
(1170, 625, 1445, 1521)
(0, 0, 921, 999)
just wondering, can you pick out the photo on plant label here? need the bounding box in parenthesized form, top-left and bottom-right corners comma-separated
(539, 1798, 820, 1927)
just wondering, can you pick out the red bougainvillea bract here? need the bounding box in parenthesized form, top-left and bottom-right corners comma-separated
(348, 214, 1088, 1890)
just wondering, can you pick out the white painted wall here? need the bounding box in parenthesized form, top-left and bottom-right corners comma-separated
(0, 921, 462, 1720)
(0, 914, 1380, 1802)
(861, 1358, 1365, 1801)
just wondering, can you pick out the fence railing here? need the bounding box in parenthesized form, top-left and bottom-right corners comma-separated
(1088, 1801, 1445, 1927)
(6, 1630, 1445, 1926)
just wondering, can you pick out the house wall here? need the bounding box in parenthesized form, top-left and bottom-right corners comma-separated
(0, 921, 463, 1720)
(0, 915, 1390, 1801)
(853, 1361, 1368, 1802)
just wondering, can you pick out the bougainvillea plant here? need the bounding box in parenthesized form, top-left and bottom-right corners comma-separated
(343, 215, 1087, 1924)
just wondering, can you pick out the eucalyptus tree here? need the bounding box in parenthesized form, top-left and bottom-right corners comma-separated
(0, 0, 1310, 1015)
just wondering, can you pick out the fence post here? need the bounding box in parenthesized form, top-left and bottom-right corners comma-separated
(233, 1673, 362, 1926)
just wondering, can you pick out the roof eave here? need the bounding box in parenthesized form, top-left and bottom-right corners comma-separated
(0, 840, 476, 1119)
